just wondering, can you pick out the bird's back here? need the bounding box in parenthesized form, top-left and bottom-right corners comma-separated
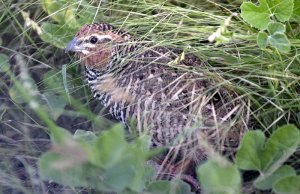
(87, 43, 248, 160)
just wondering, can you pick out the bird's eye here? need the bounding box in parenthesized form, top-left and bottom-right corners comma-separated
(89, 36, 98, 44)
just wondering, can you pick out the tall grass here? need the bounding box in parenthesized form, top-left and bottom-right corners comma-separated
(0, 0, 299, 193)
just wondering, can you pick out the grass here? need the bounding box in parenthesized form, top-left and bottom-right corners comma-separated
(0, 0, 299, 193)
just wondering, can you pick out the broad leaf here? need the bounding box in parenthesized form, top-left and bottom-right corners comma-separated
(260, 124, 300, 172)
(267, 22, 286, 35)
(39, 152, 100, 188)
(236, 130, 265, 171)
(146, 180, 194, 194)
(267, 23, 290, 53)
(257, 32, 268, 49)
(41, 0, 78, 26)
(40, 22, 77, 48)
(74, 130, 97, 142)
(197, 159, 241, 194)
(88, 124, 127, 168)
(129, 165, 154, 192)
(241, 0, 270, 30)
(268, 33, 291, 53)
(236, 125, 299, 175)
(241, 0, 294, 30)
(292, 0, 300, 21)
(273, 175, 300, 194)
(39, 125, 156, 193)
(257, 22, 291, 53)
(254, 165, 296, 190)
(266, 0, 294, 22)
(102, 158, 137, 192)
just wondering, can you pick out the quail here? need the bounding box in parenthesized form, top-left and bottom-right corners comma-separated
(65, 22, 249, 165)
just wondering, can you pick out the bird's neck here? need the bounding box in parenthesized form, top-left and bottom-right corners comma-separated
(85, 66, 103, 84)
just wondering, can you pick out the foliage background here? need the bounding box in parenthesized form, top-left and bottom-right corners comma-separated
(0, 0, 300, 193)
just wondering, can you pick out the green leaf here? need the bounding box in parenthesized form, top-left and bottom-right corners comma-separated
(41, 0, 79, 26)
(260, 124, 300, 172)
(257, 22, 291, 53)
(236, 125, 300, 191)
(42, 70, 64, 91)
(236, 125, 299, 172)
(268, 33, 291, 53)
(241, 0, 294, 30)
(102, 158, 136, 192)
(89, 124, 127, 168)
(257, 32, 268, 49)
(291, 0, 300, 21)
(129, 165, 155, 192)
(273, 175, 300, 194)
(125, 137, 156, 192)
(267, 0, 294, 22)
(40, 22, 77, 48)
(266, 22, 290, 53)
(146, 180, 194, 194)
(135, 135, 152, 151)
(197, 159, 241, 194)
(241, 0, 270, 30)
(74, 130, 97, 142)
(39, 124, 156, 193)
(95, 131, 154, 192)
(38, 152, 101, 188)
(100, 153, 154, 193)
(74, 2, 100, 24)
(0, 53, 9, 73)
(267, 22, 286, 35)
(254, 165, 296, 190)
(47, 122, 73, 145)
(235, 130, 265, 171)
(241, 0, 270, 29)
(42, 91, 67, 120)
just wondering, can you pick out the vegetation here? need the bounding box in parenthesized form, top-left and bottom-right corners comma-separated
(0, 0, 300, 193)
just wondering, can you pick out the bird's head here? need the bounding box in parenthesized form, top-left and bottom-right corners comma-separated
(65, 23, 131, 69)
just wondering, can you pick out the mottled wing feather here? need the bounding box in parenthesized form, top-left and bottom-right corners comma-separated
(105, 46, 244, 149)
(86, 42, 247, 161)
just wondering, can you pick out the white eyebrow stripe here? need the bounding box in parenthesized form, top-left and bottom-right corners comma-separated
(94, 34, 113, 40)
(83, 34, 113, 42)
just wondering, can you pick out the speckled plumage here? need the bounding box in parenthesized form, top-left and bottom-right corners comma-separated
(66, 23, 249, 160)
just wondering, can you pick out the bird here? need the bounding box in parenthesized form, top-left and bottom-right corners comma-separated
(65, 22, 249, 173)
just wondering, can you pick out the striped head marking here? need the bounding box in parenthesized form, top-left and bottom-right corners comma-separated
(66, 23, 132, 69)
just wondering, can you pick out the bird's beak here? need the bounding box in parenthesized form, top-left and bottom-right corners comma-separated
(65, 37, 81, 53)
